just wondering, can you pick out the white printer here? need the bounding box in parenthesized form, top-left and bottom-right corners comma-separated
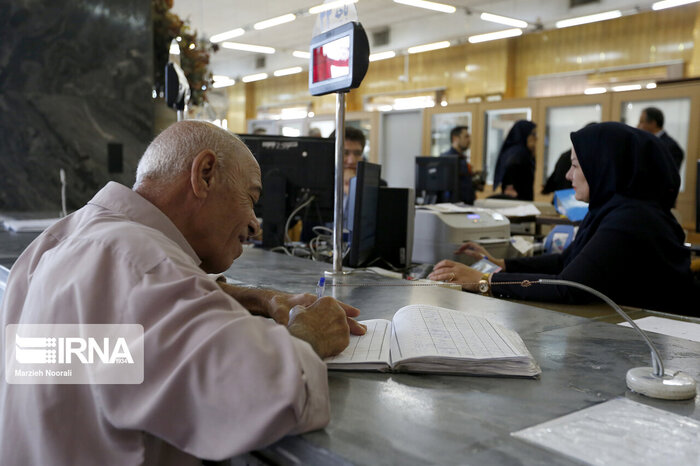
(412, 204, 511, 264)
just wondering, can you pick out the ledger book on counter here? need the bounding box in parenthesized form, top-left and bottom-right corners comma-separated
(325, 304, 541, 377)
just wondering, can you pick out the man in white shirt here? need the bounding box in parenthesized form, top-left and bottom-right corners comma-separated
(0, 121, 365, 464)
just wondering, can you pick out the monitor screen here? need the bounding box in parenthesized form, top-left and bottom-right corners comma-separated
(347, 161, 381, 268)
(312, 35, 350, 84)
(237, 134, 335, 248)
(415, 156, 460, 204)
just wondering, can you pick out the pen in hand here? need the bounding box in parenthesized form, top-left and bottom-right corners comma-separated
(316, 277, 326, 299)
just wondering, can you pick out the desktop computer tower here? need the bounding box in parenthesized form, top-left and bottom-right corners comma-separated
(376, 187, 415, 269)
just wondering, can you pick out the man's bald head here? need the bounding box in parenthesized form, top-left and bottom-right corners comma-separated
(134, 121, 254, 191)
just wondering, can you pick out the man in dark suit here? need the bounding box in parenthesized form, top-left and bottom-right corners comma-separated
(638, 106, 684, 171)
(440, 126, 475, 204)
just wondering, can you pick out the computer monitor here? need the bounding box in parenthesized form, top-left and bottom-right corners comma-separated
(237, 134, 335, 249)
(346, 161, 381, 268)
(415, 156, 460, 204)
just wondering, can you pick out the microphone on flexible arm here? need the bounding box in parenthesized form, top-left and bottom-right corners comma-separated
(532, 278, 697, 400)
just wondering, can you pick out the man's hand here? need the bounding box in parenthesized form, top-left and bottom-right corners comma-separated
(217, 282, 366, 335)
(287, 297, 355, 358)
(268, 292, 366, 335)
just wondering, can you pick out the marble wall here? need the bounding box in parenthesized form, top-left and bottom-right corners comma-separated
(0, 0, 153, 211)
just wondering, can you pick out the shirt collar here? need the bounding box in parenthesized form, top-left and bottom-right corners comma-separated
(89, 182, 201, 266)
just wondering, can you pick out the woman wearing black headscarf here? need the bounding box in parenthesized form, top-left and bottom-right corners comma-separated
(492, 120, 536, 200)
(430, 122, 695, 315)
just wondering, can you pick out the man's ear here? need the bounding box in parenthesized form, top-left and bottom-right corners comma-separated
(190, 150, 217, 199)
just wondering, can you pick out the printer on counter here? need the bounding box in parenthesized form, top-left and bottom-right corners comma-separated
(412, 204, 511, 265)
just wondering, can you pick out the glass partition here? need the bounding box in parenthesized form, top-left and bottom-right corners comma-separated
(620, 98, 690, 191)
(544, 104, 602, 183)
(430, 112, 473, 158)
(483, 108, 532, 185)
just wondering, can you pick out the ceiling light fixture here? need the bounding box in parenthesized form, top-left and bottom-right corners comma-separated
(480, 12, 528, 28)
(584, 87, 607, 95)
(468, 28, 522, 43)
(652, 0, 700, 10)
(212, 76, 236, 88)
(209, 28, 245, 43)
(611, 84, 642, 92)
(393, 0, 456, 14)
(555, 10, 621, 28)
(309, 0, 358, 14)
(242, 73, 269, 83)
(221, 42, 275, 54)
(646, 82, 657, 89)
(292, 50, 311, 59)
(407, 41, 450, 54)
(369, 51, 396, 61)
(254, 13, 296, 30)
(273, 67, 303, 77)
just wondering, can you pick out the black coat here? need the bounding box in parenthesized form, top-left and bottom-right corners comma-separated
(659, 132, 684, 171)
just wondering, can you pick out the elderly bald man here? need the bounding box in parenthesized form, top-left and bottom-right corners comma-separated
(0, 121, 365, 465)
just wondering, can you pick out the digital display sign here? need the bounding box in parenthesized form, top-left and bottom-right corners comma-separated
(312, 35, 350, 83)
(308, 22, 369, 96)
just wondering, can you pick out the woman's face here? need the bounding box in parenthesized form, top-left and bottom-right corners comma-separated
(526, 130, 537, 153)
(566, 147, 590, 202)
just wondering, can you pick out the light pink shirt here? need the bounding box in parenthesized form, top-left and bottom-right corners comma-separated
(0, 182, 330, 465)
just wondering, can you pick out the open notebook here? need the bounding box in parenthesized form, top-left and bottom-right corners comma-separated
(325, 304, 541, 377)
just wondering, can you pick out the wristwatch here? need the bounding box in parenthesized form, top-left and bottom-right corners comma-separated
(478, 273, 491, 296)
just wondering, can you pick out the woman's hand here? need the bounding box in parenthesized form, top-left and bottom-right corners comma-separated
(455, 242, 506, 270)
(428, 260, 483, 292)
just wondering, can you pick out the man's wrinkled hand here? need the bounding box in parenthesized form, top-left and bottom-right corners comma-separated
(287, 297, 360, 358)
(269, 292, 365, 335)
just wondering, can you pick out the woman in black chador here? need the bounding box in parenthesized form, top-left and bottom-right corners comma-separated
(492, 120, 536, 200)
(431, 122, 695, 315)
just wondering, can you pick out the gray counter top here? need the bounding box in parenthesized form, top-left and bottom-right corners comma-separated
(225, 248, 699, 465)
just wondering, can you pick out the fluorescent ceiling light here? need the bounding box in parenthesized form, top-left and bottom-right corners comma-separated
(280, 108, 309, 120)
(467, 97, 482, 103)
(274, 66, 303, 77)
(646, 83, 657, 89)
(556, 10, 621, 28)
(408, 41, 450, 54)
(468, 28, 522, 43)
(242, 73, 269, 83)
(293, 50, 310, 59)
(369, 51, 396, 61)
(611, 84, 642, 92)
(254, 13, 296, 30)
(393, 0, 456, 14)
(480, 12, 528, 28)
(221, 42, 275, 54)
(212, 76, 236, 88)
(486, 95, 502, 102)
(393, 96, 435, 110)
(309, 0, 358, 14)
(652, 0, 699, 10)
(209, 28, 244, 43)
(584, 87, 607, 95)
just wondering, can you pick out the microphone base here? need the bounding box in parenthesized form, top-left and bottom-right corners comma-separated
(626, 367, 697, 400)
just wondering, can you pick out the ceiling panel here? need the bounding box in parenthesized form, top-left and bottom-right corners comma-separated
(169, 0, 663, 79)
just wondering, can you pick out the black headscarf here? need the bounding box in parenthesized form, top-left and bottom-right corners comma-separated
(570, 122, 679, 210)
(493, 120, 536, 189)
(564, 122, 682, 266)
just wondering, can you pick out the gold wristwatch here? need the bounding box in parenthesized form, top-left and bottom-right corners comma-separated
(478, 273, 491, 296)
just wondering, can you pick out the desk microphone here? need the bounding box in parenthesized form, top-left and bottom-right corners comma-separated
(536, 279, 697, 400)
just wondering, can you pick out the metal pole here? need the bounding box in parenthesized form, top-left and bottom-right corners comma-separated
(331, 92, 346, 274)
